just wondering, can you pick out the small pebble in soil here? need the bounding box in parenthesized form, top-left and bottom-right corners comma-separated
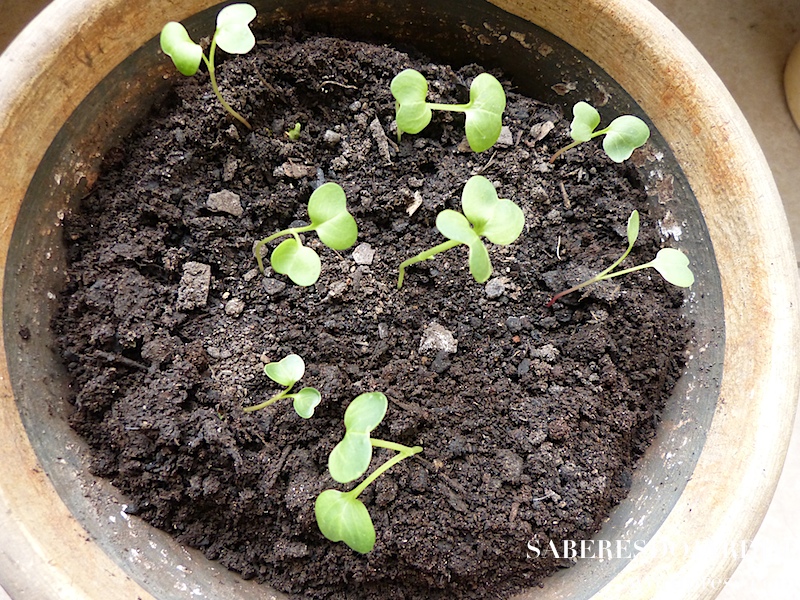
(323, 129, 342, 145)
(430, 350, 452, 374)
(206, 346, 232, 360)
(505, 316, 523, 332)
(530, 344, 560, 362)
(530, 120, 556, 143)
(226, 124, 240, 141)
(485, 277, 507, 299)
(352, 243, 375, 265)
(517, 358, 531, 376)
(263, 278, 287, 296)
(176, 262, 211, 310)
(225, 298, 245, 317)
(419, 322, 458, 355)
(206, 189, 243, 217)
(495, 126, 514, 147)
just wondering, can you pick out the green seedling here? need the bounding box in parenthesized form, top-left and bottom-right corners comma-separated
(398, 175, 524, 288)
(254, 182, 358, 286)
(315, 392, 422, 553)
(550, 101, 650, 163)
(160, 3, 257, 129)
(391, 68, 506, 153)
(286, 123, 301, 141)
(547, 210, 694, 306)
(244, 353, 321, 418)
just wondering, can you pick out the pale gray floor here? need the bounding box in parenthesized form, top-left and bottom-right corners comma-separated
(1, 1, 799, 598)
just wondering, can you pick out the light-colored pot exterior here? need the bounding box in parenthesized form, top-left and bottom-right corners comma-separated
(0, 1, 797, 599)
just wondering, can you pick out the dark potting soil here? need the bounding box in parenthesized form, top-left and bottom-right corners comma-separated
(53, 31, 692, 600)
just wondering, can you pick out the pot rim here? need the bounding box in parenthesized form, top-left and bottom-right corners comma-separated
(0, 1, 797, 599)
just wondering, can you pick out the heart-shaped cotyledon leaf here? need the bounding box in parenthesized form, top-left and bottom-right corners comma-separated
(308, 183, 358, 251)
(315, 489, 376, 554)
(435, 210, 492, 283)
(214, 3, 257, 54)
(569, 101, 602, 143)
(160, 22, 203, 76)
(602, 115, 651, 163)
(435, 210, 480, 246)
(270, 238, 322, 287)
(463, 73, 506, 153)
(293, 387, 322, 419)
(328, 392, 388, 484)
(650, 248, 695, 288)
(264, 353, 305, 387)
(460, 175, 524, 246)
(391, 69, 433, 136)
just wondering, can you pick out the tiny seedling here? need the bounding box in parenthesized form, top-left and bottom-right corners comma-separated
(397, 175, 524, 288)
(254, 182, 358, 286)
(285, 123, 302, 141)
(160, 3, 257, 129)
(391, 68, 506, 153)
(244, 353, 321, 418)
(315, 392, 422, 553)
(550, 101, 650, 163)
(546, 210, 694, 306)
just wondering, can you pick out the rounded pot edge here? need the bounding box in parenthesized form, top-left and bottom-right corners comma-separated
(0, 1, 797, 600)
(494, 1, 800, 598)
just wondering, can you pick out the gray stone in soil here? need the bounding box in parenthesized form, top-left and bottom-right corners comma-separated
(263, 278, 287, 296)
(485, 277, 507, 298)
(177, 262, 211, 311)
(419, 322, 458, 355)
(495, 126, 514, 147)
(225, 298, 245, 317)
(323, 129, 342, 145)
(207, 190, 243, 217)
(352, 243, 375, 265)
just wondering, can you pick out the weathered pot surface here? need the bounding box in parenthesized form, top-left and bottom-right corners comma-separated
(0, 1, 797, 599)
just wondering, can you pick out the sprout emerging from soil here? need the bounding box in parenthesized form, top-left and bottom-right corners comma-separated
(160, 3, 257, 129)
(286, 123, 301, 141)
(550, 101, 650, 163)
(315, 392, 422, 553)
(254, 182, 358, 286)
(391, 68, 507, 152)
(398, 175, 525, 288)
(244, 353, 321, 418)
(547, 210, 695, 307)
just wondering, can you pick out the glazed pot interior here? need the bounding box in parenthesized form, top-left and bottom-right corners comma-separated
(0, 0, 736, 598)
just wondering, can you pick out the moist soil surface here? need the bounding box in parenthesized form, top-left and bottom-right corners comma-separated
(54, 31, 691, 600)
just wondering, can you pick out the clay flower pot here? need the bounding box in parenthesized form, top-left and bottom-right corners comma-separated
(0, 0, 797, 598)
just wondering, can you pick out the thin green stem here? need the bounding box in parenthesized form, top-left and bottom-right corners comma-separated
(597, 260, 653, 280)
(370, 439, 418, 454)
(348, 441, 423, 499)
(243, 385, 291, 413)
(595, 242, 635, 280)
(203, 37, 252, 130)
(426, 102, 471, 113)
(551, 125, 616, 163)
(546, 258, 652, 307)
(254, 224, 316, 272)
(397, 239, 461, 288)
(549, 139, 583, 163)
(545, 275, 601, 307)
